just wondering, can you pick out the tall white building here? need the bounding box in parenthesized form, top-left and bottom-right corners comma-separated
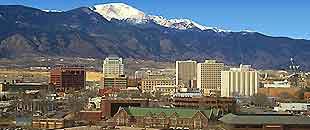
(103, 56, 124, 77)
(176, 60, 197, 88)
(197, 60, 224, 95)
(221, 64, 258, 97)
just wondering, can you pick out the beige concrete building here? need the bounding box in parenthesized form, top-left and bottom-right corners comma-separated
(176, 60, 197, 88)
(140, 78, 175, 93)
(197, 60, 224, 95)
(102, 76, 128, 89)
(103, 56, 124, 78)
(0, 83, 3, 92)
(221, 64, 258, 97)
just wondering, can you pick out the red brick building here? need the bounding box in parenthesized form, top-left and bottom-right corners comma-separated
(50, 67, 86, 93)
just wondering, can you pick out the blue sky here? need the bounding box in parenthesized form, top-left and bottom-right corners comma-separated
(0, 0, 309, 39)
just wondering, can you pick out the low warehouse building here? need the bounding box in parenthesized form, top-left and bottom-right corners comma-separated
(220, 113, 310, 130)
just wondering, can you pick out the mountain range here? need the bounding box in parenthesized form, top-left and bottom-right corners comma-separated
(0, 3, 310, 70)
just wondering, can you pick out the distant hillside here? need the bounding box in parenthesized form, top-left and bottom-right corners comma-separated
(0, 5, 310, 70)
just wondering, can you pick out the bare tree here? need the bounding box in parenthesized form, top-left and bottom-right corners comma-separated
(141, 92, 153, 99)
(67, 89, 98, 113)
(279, 92, 291, 100)
(67, 93, 86, 113)
(251, 94, 273, 107)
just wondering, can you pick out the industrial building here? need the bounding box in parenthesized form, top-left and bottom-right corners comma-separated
(220, 113, 310, 130)
(221, 64, 258, 97)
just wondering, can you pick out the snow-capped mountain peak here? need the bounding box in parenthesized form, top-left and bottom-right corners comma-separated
(148, 16, 203, 30)
(91, 3, 228, 32)
(91, 3, 145, 21)
(170, 18, 209, 30)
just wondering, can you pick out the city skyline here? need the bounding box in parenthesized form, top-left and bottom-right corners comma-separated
(1, 1, 310, 129)
(0, 0, 309, 39)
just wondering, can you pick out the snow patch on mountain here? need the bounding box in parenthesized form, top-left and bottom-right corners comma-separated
(92, 3, 145, 21)
(91, 3, 228, 32)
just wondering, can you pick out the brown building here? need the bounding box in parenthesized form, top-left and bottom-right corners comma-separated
(127, 78, 138, 87)
(109, 107, 222, 129)
(220, 113, 310, 130)
(50, 67, 86, 93)
(98, 87, 140, 98)
(172, 96, 237, 112)
(100, 98, 149, 118)
(258, 88, 301, 98)
(79, 111, 102, 122)
(304, 92, 310, 100)
(99, 88, 121, 97)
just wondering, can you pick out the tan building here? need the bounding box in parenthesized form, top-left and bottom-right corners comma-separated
(32, 118, 70, 129)
(197, 60, 224, 95)
(221, 64, 258, 97)
(0, 83, 3, 92)
(153, 85, 177, 95)
(102, 76, 128, 89)
(103, 56, 124, 78)
(176, 60, 197, 88)
(140, 78, 175, 93)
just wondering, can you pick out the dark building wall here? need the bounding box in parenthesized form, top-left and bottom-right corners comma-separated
(110, 103, 140, 116)
(172, 97, 236, 112)
(2, 83, 50, 92)
(100, 98, 149, 118)
(50, 67, 86, 93)
(79, 111, 102, 121)
(224, 124, 310, 130)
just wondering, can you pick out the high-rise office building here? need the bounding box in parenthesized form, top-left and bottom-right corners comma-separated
(176, 60, 197, 88)
(50, 67, 86, 93)
(103, 56, 124, 77)
(197, 60, 224, 95)
(221, 64, 258, 97)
